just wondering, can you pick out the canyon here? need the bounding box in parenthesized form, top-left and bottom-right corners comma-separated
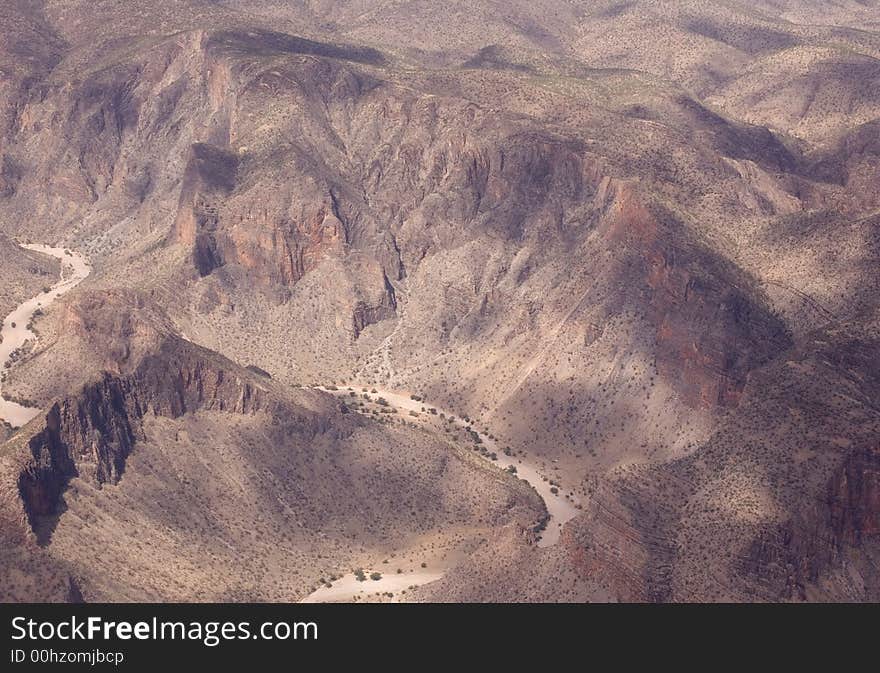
(0, 0, 878, 602)
(0, 243, 91, 428)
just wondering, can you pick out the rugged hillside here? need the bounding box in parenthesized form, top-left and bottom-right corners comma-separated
(0, 233, 58, 326)
(223, 0, 880, 121)
(609, 323, 880, 601)
(0, 1, 878, 602)
(708, 47, 880, 143)
(0, 235, 59, 442)
(0, 292, 542, 601)
(413, 322, 880, 602)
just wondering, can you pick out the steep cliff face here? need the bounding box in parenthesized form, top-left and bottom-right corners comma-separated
(2, 338, 316, 543)
(157, 40, 373, 293)
(2, 2, 879, 603)
(352, 268, 397, 337)
(599, 180, 791, 408)
(829, 447, 880, 547)
(172, 143, 240, 277)
(15, 382, 139, 539)
(740, 445, 880, 601)
(171, 134, 352, 288)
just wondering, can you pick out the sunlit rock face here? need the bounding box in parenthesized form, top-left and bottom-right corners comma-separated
(0, 0, 879, 602)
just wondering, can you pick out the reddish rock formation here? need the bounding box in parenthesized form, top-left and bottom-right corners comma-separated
(562, 486, 654, 602)
(741, 445, 880, 600)
(599, 180, 790, 408)
(171, 143, 241, 277)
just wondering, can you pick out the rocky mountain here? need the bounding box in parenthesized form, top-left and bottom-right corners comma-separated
(0, 291, 541, 601)
(0, 1, 877, 602)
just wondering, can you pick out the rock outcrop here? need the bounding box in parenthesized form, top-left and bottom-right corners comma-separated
(598, 180, 791, 408)
(741, 445, 880, 601)
(829, 447, 880, 547)
(172, 143, 241, 277)
(1, 338, 324, 544)
(1, 1, 879, 603)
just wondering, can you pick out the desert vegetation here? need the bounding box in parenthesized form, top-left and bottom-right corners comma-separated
(0, 0, 878, 603)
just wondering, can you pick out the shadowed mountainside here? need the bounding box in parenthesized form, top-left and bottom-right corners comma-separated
(0, 1, 878, 602)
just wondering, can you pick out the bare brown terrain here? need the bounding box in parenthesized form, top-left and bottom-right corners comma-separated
(1, 1, 878, 602)
(0, 235, 58, 330)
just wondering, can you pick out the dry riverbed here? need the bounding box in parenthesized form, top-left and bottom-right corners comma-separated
(0, 243, 91, 427)
(302, 384, 582, 602)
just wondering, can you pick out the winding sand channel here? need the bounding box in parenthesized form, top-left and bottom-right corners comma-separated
(303, 385, 581, 602)
(0, 243, 91, 428)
